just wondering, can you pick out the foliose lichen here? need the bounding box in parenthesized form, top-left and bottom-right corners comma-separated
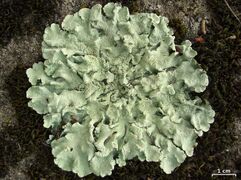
(26, 3, 215, 177)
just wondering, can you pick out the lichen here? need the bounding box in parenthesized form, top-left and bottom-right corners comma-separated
(26, 2, 215, 177)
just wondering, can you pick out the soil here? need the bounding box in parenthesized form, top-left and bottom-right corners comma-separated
(0, 0, 240, 179)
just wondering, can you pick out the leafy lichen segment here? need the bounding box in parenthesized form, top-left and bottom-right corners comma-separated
(26, 2, 215, 177)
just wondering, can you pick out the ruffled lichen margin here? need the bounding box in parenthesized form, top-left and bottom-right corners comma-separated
(26, 2, 215, 177)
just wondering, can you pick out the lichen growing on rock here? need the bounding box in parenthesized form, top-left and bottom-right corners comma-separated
(26, 2, 215, 177)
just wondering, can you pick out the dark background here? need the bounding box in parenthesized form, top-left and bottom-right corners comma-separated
(0, 0, 240, 179)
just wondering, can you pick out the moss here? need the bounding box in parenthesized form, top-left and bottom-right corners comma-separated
(128, 0, 143, 13)
(80, 2, 89, 9)
(169, 18, 188, 43)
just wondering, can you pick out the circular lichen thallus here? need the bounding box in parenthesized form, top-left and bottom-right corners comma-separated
(26, 2, 215, 177)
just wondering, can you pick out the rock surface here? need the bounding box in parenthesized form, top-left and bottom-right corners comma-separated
(0, 0, 240, 179)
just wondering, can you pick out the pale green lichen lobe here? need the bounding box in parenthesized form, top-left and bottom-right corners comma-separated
(26, 3, 215, 177)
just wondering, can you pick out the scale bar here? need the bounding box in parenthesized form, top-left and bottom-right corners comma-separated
(211, 173, 237, 177)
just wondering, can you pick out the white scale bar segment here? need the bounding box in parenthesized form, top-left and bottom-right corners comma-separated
(211, 173, 237, 177)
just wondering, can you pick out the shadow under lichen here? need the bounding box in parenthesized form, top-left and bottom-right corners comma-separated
(0, 0, 240, 179)
(0, 65, 77, 179)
